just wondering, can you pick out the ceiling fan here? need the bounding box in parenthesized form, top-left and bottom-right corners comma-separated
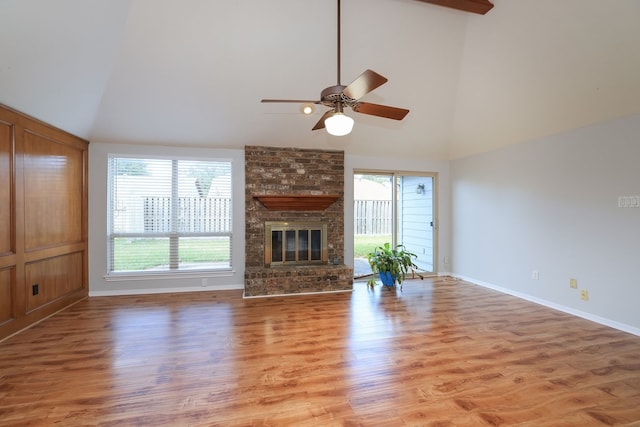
(261, 0, 410, 136)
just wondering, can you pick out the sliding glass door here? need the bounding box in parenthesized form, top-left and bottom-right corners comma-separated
(353, 171, 436, 278)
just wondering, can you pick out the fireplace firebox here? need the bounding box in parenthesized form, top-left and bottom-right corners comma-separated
(264, 221, 328, 267)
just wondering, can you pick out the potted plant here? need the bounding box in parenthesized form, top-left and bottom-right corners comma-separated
(366, 243, 421, 288)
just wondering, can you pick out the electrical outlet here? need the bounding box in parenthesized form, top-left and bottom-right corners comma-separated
(32, 284, 39, 296)
(569, 278, 578, 289)
(201, 278, 208, 287)
(580, 289, 589, 301)
(531, 270, 539, 280)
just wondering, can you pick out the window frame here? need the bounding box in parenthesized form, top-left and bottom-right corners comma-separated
(106, 154, 234, 279)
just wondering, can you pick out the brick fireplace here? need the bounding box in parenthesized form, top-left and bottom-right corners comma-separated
(244, 146, 353, 297)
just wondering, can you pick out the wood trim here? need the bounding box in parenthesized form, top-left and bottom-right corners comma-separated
(0, 255, 17, 270)
(254, 195, 340, 211)
(0, 103, 89, 146)
(23, 243, 87, 263)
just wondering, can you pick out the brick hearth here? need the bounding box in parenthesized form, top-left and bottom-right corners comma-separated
(244, 146, 353, 297)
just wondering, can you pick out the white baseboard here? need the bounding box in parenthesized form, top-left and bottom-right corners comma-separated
(89, 283, 244, 297)
(455, 274, 640, 337)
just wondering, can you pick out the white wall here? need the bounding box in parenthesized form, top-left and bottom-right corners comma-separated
(88, 142, 245, 295)
(344, 154, 451, 275)
(451, 115, 640, 334)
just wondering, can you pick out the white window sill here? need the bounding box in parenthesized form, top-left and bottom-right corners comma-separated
(104, 269, 235, 282)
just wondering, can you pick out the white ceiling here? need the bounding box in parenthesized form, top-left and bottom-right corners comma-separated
(1, 0, 639, 160)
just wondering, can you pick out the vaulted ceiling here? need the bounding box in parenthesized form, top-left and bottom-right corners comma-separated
(1, 0, 639, 160)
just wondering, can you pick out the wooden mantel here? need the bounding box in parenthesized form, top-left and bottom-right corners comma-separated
(254, 195, 340, 211)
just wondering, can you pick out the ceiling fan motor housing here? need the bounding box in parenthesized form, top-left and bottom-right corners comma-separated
(320, 85, 357, 109)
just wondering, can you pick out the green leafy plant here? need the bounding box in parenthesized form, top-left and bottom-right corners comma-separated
(366, 243, 421, 288)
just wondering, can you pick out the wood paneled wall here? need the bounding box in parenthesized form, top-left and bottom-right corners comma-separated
(0, 104, 88, 340)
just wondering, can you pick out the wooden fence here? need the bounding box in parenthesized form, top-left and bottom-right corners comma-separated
(143, 197, 388, 235)
(144, 197, 232, 233)
(354, 200, 391, 235)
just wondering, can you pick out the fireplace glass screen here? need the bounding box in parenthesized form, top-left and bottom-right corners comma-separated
(265, 222, 327, 266)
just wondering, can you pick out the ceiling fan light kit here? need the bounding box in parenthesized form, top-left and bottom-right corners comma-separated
(325, 112, 354, 136)
(261, 0, 410, 137)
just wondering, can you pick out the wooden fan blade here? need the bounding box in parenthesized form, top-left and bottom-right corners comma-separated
(261, 99, 320, 103)
(312, 110, 334, 130)
(352, 102, 410, 120)
(414, 0, 494, 15)
(343, 69, 388, 100)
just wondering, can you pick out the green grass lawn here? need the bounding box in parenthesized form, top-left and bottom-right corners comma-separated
(113, 237, 230, 271)
(114, 235, 390, 271)
(353, 234, 391, 258)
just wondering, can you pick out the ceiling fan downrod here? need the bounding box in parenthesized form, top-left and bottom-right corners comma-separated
(337, 0, 342, 86)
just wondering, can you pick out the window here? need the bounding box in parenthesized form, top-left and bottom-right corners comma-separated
(107, 156, 232, 275)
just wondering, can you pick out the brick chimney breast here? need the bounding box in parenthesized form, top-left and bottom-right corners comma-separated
(244, 146, 352, 297)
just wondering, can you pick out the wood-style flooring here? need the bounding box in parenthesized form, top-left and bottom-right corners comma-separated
(1, 278, 639, 426)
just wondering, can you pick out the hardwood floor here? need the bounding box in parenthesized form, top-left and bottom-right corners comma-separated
(1, 278, 639, 426)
